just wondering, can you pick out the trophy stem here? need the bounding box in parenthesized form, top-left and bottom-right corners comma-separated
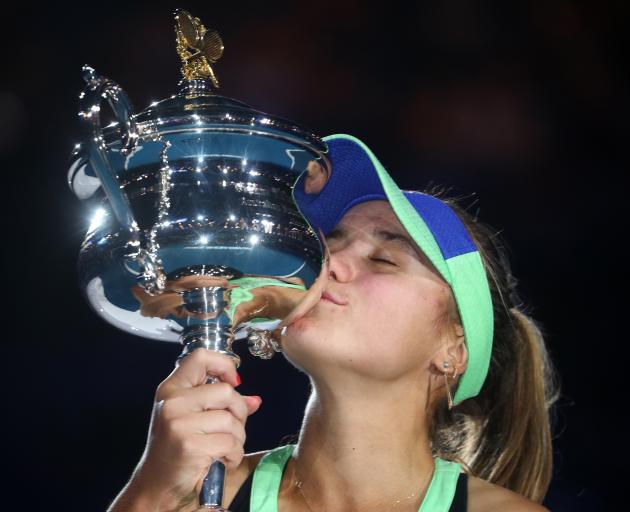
(177, 285, 240, 510)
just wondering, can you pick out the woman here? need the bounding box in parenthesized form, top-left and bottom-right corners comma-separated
(109, 134, 559, 511)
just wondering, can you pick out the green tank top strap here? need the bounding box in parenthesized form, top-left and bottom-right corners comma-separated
(249, 444, 463, 512)
(419, 457, 463, 512)
(250, 444, 295, 512)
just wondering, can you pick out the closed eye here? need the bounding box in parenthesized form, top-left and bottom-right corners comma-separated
(371, 257, 397, 266)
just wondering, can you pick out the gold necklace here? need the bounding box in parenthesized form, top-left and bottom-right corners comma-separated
(293, 459, 435, 512)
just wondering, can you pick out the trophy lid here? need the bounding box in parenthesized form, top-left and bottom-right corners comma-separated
(123, 9, 323, 153)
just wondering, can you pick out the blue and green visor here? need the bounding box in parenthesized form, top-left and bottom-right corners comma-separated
(292, 134, 494, 405)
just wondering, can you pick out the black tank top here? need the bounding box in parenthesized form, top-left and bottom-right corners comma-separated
(228, 469, 468, 511)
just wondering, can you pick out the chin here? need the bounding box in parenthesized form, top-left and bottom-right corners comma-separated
(282, 316, 321, 349)
(281, 318, 338, 364)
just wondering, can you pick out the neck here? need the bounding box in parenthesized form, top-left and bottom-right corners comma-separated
(280, 375, 436, 511)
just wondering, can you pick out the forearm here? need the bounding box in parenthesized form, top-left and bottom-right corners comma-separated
(107, 480, 154, 512)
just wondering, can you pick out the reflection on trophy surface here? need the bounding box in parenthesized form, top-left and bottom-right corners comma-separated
(67, 9, 329, 510)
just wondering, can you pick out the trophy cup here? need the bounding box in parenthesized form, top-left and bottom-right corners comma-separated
(68, 10, 327, 510)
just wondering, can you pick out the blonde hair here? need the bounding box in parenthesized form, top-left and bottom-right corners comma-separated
(427, 186, 561, 503)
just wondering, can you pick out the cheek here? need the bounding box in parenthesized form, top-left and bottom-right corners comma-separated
(360, 277, 448, 327)
(354, 277, 449, 352)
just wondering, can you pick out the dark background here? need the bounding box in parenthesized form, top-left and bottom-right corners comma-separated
(2, 1, 625, 510)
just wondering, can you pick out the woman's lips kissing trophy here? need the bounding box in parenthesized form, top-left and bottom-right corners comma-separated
(67, 10, 328, 510)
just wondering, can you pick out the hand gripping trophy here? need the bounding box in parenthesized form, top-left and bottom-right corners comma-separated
(68, 10, 329, 510)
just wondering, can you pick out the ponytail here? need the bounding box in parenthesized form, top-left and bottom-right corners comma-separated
(428, 188, 561, 503)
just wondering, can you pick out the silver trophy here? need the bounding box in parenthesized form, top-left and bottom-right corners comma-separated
(68, 10, 327, 510)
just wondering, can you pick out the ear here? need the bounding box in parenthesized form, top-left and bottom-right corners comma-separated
(429, 323, 468, 377)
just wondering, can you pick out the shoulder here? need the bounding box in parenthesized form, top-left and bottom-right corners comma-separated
(223, 450, 272, 506)
(467, 474, 549, 512)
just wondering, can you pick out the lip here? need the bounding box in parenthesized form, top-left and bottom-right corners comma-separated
(320, 291, 348, 306)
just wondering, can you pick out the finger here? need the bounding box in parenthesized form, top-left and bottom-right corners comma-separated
(158, 350, 239, 397)
(244, 395, 263, 416)
(160, 383, 250, 424)
(172, 409, 247, 445)
(192, 433, 245, 472)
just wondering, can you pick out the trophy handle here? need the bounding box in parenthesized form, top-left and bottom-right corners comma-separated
(78, 65, 140, 236)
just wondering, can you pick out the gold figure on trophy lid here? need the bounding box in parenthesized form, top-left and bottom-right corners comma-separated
(174, 9, 224, 87)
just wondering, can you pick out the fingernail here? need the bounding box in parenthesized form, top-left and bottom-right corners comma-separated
(251, 395, 262, 405)
(235, 372, 242, 386)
